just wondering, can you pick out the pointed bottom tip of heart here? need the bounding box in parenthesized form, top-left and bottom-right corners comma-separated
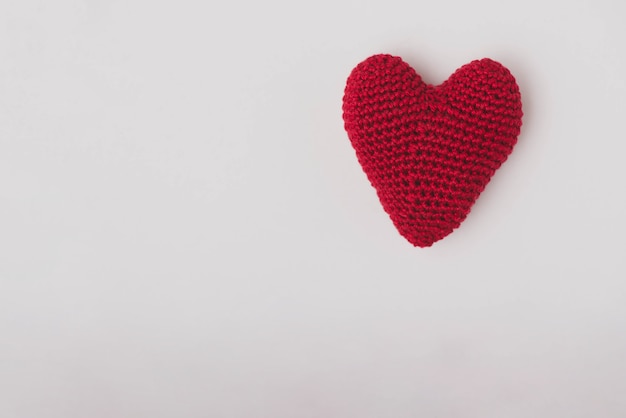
(404, 234, 441, 248)
(400, 227, 458, 248)
(410, 240, 437, 248)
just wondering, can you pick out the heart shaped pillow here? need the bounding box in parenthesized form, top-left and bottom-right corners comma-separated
(342, 54, 523, 247)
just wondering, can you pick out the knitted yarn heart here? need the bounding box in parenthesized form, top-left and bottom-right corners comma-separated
(342, 54, 523, 247)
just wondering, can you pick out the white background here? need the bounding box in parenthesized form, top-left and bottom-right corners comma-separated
(1, 0, 625, 417)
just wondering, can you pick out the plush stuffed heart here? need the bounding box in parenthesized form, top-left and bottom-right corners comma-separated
(342, 54, 523, 247)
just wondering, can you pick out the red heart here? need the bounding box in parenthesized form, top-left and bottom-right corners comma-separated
(342, 55, 523, 247)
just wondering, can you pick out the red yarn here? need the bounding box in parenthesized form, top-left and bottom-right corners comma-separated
(342, 55, 523, 247)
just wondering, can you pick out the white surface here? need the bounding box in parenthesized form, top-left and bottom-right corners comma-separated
(1, 0, 625, 417)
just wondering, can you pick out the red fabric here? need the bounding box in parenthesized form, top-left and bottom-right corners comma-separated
(342, 55, 523, 247)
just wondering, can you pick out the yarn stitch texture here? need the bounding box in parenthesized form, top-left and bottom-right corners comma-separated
(342, 54, 523, 247)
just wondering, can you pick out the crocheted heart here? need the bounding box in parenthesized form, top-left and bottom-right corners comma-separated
(342, 54, 523, 247)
